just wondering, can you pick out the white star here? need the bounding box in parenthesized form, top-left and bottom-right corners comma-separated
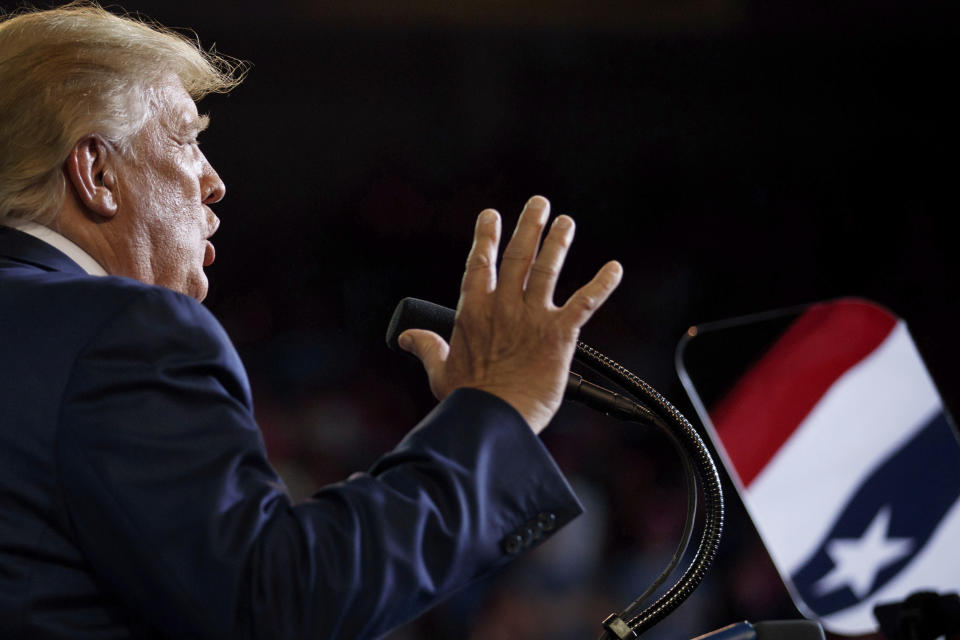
(813, 505, 914, 599)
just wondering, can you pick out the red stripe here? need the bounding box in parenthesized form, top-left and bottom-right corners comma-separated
(711, 299, 897, 487)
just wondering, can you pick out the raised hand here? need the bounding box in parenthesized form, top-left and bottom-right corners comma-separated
(398, 195, 623, 434)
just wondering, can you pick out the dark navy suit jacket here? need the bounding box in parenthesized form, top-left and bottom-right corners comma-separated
(0, 226, 582, 639)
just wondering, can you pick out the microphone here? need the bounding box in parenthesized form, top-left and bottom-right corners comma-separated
(386, 297, 643, 419)
(385, 302, 724, 640)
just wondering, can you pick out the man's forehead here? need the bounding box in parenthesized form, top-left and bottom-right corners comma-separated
(152, 79, 207, 134)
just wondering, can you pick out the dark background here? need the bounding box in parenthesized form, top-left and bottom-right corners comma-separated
(5, 0, 956, 637)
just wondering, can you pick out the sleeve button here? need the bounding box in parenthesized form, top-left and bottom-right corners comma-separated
(502, 533, 523, 555)
(520, 526, 535, 546)
(538, 512, 557, 532)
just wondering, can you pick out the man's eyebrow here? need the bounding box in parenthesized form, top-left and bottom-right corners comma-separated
(175, 114, 210, 140)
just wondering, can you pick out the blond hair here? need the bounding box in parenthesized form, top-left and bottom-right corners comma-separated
(0, 2, 247, 224)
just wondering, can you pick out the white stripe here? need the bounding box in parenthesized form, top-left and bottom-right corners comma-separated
(819, 496, 960, 635)
(744, 322, 942, 573)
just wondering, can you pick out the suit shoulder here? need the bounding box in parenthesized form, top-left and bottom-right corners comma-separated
(10, 271, 223, 337)
(63, 277, 251, 406)
(2, 270, 236, 374)
(76, 277, 233, 357)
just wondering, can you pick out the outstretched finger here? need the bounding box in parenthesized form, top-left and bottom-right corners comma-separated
(460, 209, 501, 300)
(557, 260, 624, 329)
(525, 214, 575, 306)
(499, 195, 550, 297)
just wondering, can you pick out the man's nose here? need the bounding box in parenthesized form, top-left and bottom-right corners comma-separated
(201, 157, 226, 204)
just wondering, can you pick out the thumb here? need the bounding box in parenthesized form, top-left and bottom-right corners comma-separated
(398, 329, 450, 392)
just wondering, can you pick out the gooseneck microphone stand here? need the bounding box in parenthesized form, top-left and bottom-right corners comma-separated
(386, 298, 725, 639)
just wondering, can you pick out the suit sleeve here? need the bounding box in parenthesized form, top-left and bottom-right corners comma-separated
(56, 288, 582, 640)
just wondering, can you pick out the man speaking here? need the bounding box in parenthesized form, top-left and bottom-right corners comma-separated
(0, 3, 622, 638)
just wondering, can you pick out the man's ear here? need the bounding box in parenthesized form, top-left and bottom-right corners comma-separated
(64, 135, 119, 219)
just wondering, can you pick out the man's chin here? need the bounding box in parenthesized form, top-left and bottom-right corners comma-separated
(192, 273, 209, 302)
(164, 271, 208, 302)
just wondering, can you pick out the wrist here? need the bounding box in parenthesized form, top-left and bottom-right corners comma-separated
(461, 385, 552, 435)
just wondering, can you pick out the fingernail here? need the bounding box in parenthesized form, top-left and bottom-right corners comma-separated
(553, 215, 573, 230)
(398, 333, 413, 350)
(479, 209, 498, 224)
(526, 196, 549, 222)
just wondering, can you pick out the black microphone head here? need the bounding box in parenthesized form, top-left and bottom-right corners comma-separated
(385, 297, 457, 351)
